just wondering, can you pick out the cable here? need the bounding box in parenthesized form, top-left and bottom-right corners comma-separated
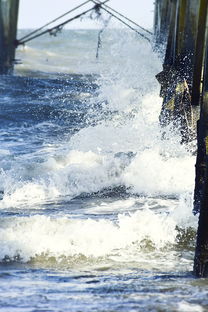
(16, 0, 151, 46)
(91, 0, 151, 43)
(17, 1, 109, 46)
(92, 0, 152, 36)
(18, 0, 93, 42)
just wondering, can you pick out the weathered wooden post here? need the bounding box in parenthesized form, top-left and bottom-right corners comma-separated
(191, 0, 208, 108)
(154, 0, 171, 48)
(155, 0, 208, 278)
(193, 0, 208, 278)
(181, 0, 199, 79)
(162, 0, 177, 67)
(0, 0, 19, 74)
(156, 1, 190, 139)
(156, 0, 201, 142)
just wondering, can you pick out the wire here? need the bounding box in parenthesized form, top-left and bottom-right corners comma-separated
(17, 1, 109, 46)
(91, 0, 151, 43)
(16, 0, 151, 46)
(92, 0, 152, 36)
(18, 0, 93, 42)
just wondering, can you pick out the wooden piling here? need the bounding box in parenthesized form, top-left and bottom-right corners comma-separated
(193, 1, 208, 278)
(155, 0, 208, 277)
(156, 0, 202, 142)
(182, 0, 200, 75)
(156, 1, 194, 140)
(154, 0, 171, 48)
(191, 0, 208, 107)
(0, 0, 19, 74)
(174, 0, 187, 63)
(162, 0, 177, 67)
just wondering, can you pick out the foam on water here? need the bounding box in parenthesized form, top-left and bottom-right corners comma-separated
(0, 206, 177, 262)
(0, 191, 197, 267)
(0, 29, 197, 264)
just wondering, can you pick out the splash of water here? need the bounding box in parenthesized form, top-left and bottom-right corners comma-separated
(0, 29, 197, 264)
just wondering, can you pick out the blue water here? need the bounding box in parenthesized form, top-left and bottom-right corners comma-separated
(0, 29, 205, 311)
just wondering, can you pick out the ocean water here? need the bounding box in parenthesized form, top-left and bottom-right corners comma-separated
(0, 29, 206, 312)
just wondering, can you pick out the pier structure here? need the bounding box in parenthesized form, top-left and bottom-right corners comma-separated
(154, 0, 208, 277)
(0, 0, 19, 74)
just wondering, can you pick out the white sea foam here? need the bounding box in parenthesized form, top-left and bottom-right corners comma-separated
(177, 301, 203, 312)
(3, 29, 195, 203)
(0, 29, 197, 264)
(0, 206, 177, 262)
(123, 149, 195, 196)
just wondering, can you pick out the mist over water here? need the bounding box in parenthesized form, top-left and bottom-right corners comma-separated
(0, 29, 203, 312)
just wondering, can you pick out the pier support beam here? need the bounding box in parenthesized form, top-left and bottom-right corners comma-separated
(154, 0, 171, 48)
(193, 0, 208, 278)
(156, 0, 200, 141)
(193, 55, 208, 277)
(0, 0, 19, 74)
(155, 0, 208, 278)
(191, 0, 208, 107)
